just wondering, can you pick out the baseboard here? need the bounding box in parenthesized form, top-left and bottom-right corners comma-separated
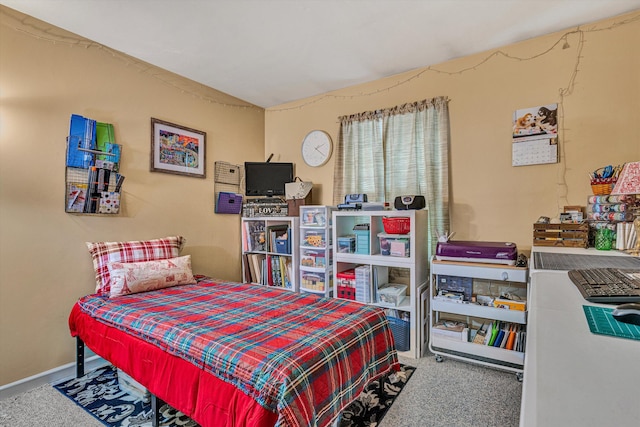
(0, 355, 109, 400)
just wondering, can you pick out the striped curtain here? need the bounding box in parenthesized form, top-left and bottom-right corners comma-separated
(333, 96, 450, 256)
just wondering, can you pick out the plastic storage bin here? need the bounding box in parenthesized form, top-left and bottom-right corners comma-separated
(387, 316, 410, 351)
(303, 230, 325, 248)
(377, 283, 407, 306)
(301, 272, 326, 292)
(301, 249, 327, 268)
(378, 233, 410, 257)
(301, 209, 327, 226)
(337, 236, 356, 253)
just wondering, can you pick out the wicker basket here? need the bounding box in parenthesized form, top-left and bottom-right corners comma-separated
(590, 178, 617, 196)
(382, 216, 411, 234)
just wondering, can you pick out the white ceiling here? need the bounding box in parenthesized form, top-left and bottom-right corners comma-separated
(2, 0, 640, 108)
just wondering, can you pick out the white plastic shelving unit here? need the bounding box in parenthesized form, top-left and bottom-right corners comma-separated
(332, 209, 429, 359)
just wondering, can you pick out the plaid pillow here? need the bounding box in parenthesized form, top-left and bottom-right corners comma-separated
(86, 236, 185, 295)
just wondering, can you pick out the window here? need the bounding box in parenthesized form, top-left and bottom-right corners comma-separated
(333, 96, 450, 255)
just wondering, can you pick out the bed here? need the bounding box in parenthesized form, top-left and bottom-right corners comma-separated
(69, 236, 400, 427)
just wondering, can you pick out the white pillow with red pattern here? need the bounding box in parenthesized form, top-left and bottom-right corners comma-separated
(108, 255, 196, 297)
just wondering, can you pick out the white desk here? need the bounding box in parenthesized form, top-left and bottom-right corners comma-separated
(520, 247, 640, 427)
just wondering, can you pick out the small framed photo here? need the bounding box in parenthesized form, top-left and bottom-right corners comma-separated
(150, 118, 206, 178)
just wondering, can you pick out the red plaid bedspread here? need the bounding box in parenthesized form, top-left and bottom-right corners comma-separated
(75, 277, 399, 427)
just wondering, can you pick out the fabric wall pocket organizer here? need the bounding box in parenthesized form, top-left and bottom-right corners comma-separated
(215, 192, 243, 214)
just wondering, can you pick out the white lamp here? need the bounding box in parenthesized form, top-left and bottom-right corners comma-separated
(611, 161, 640, 256)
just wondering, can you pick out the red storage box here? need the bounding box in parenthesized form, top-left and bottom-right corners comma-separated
(336, 269, 356, 300)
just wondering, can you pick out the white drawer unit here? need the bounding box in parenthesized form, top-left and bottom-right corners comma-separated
(299, 206, 335, 297)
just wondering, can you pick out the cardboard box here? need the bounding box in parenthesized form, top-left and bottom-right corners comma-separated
(493, 298, 527, 311)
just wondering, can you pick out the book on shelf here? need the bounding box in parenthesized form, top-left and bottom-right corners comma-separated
(261, 257, 268, 286)
(245, 253, 266, 284)
(281, 256, 292, 289)
(371, 265, 389, 304)
(505, 325, 517, 350)
(270, 255, 289, 288)
(514, 325, 527, 353)
(493, 327, 506, 347)
(244, 221, 266, 252)
(266, 255, 293, 290)
(243, 253, 252, 283)
(488, 321, 499, 346)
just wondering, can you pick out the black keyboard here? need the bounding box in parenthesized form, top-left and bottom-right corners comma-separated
(568, 268, 640, 304)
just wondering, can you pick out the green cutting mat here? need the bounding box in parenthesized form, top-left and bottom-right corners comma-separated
(583, 305, 640, 341)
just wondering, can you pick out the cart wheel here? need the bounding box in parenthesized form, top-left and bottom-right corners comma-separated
(516, 372, 524, 382)
(435, 355, 444, 363)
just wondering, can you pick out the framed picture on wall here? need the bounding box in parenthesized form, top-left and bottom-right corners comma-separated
(150, 118, 206, 178)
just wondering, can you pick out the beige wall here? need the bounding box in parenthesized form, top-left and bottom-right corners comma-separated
(0, 8, 264, 385)
(266, 11, 639, 245)
(1, 6, 638, 386)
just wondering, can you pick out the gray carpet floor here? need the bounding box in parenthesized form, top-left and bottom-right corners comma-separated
(0, 351, 521, 427)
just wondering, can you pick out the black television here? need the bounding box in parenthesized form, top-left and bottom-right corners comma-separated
(244, 162, 294, 197)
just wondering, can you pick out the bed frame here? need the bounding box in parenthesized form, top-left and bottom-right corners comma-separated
(76, 337, 166, 427)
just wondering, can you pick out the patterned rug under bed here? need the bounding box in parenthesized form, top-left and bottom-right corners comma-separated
(53, 364, 415, 427)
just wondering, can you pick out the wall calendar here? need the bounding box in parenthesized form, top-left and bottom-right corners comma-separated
(511, 103, 558, 166)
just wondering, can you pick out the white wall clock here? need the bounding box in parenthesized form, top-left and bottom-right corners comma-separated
(301, 130, 333, 167)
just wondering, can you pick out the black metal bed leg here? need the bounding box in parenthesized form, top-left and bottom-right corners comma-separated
(151, 394, 164, 427)
(76, 337, 85, 378)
